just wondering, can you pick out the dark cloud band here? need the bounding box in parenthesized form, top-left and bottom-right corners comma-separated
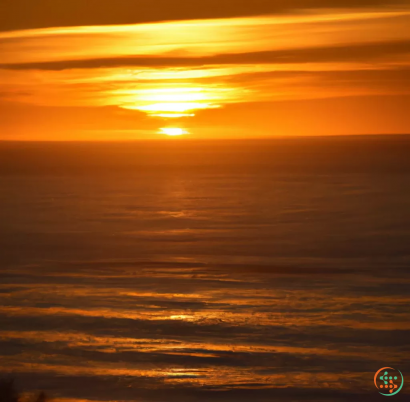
(1, 0, 408, 32)
(2, 40, 410, 71)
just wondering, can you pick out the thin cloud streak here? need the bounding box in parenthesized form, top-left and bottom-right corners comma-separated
(1, 10, 410, 65)
(1, 0, 409, 31)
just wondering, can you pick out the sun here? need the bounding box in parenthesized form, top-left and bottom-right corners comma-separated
(159, 128, 188, 136)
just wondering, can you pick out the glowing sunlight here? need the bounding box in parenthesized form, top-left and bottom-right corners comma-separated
(159, 127, 188, 136)
(117, 86, 225, 117)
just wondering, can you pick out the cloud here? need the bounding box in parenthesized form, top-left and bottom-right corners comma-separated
(1, 11, 410, 65)
(1, 0, 409, 32)
(1, 9, 410, 121)
(1, 6, 410, 136)
(2, 40, 410, 71)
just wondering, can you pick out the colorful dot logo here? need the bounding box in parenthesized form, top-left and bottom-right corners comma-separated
(374, 367, 404, 396)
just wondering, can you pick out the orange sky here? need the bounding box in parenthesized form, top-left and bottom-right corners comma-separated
(1, 1, 410, 139)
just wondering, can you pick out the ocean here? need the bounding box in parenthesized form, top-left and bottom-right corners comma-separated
(0, 136, 409, 401)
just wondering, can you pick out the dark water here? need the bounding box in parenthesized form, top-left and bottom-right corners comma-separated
(0, 136, 409, 401)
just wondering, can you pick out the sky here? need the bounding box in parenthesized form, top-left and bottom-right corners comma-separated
(1, 0, 410, 139)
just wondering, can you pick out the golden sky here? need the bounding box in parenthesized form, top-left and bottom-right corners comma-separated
(1, 1, 410, 139)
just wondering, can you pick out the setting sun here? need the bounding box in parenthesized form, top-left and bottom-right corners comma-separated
(159, 128, 188, 136)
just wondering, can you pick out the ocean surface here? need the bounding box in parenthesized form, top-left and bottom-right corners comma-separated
(0, 136, 410, 401)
